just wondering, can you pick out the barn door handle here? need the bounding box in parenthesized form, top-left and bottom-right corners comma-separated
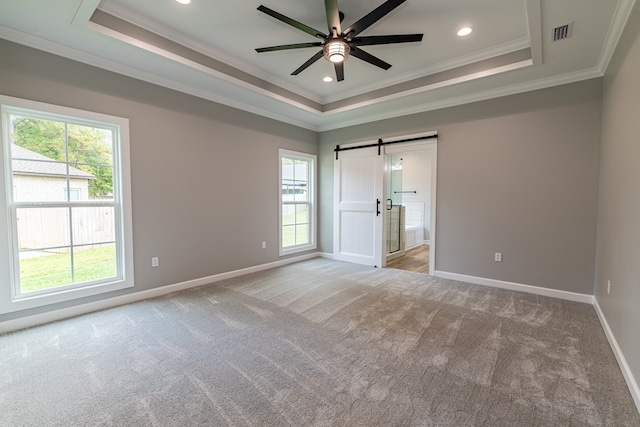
(376, 199, 381, 216)
(386, 198, 393, 210)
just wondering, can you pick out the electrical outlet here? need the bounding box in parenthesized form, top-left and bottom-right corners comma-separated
(152, 257, 159, 268)
(494, 252, 502, 262)
(607, 280, 611, 295)
(261, 241, 267, 249)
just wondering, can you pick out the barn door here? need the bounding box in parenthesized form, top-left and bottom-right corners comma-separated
(333, 146, 384, 267)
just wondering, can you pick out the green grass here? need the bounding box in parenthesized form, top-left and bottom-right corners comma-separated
(19, 245, 116, 293)
(282, 224, 309, 247)
(282, 207, 309, 247)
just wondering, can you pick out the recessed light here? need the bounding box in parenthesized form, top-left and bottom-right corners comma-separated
(457, 27, 472, 37)
(176, 0, 191, 5)
(323, 76, 333, 83)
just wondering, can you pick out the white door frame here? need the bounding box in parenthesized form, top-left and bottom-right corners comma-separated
(333, 132, 438, 275)
(383, 137, 437, 276)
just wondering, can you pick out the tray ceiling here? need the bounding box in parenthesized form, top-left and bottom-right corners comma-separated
(0, 0, 635, 130)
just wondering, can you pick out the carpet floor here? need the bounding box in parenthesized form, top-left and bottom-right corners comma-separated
(1, 258, 638, 426)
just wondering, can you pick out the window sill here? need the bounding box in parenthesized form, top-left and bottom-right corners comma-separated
(279, 243, 316, 257)
(0, 278, 133, 315)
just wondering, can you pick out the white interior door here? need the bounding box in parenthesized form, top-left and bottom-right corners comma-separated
(333, 146, 384, 267)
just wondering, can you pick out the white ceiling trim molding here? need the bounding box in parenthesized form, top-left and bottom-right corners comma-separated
(87, 11, 322, 113)
(317, 67, 603, 131)
(84, 10, 539, 120)
(71, 0, 101, 27)
(321, 37, 532, 104)
(322, 56, 533, 116)
(597, 0, 637, 74)
(95, 0, 324, 105)
(0, 0, 626, 133)
(525, 0, 543, 65)
(0, 21, 604, 133)
(93, 3, 533, 109)
(0, 25, 320, 131)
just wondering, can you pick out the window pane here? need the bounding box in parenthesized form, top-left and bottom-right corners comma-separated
(67, 124, 113, 166)
(87, 165, 114, 200)
(10, 116, 69, 202)
(295, 224, 309, 245)
(67, 124, 114, 200)
(294, 159, 308, 182)
(16, 207, 70, 250)
(282, 225, 296, 247)
(295, 204, 309, 225)
(65, 188, 81, 201)
(10, 116, 66, 161)
(282, 204, 296, 226)
(71, 207, 115, 245)
(73, 243, 117, 283)
(293, 184, 308, 202)
(12, 154, 71, 203)
(19, 250, 72, 294)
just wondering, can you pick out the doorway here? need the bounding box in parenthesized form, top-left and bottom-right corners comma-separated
(384, 143, 435, 274)
(333, 133, 437, 275)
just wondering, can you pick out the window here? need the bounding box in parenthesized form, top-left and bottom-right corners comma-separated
(0, 95, 134, 314)
(279, 149, 316, 255)
(64, 188, 81, 201)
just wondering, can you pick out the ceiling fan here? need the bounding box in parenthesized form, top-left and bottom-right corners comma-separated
(255, 0, 423, 82)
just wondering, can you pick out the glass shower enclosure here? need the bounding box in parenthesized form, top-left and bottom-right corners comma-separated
(386, 155, 404, 256)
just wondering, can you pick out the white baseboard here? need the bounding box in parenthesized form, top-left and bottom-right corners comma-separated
(593, 298, 640, 414)
(405, 241, 426, 251)
(434, 270, 594, 304)
(0, 252, 321, 334)
(318, 252, 335, 259)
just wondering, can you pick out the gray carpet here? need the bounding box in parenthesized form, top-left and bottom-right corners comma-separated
(1, 258, 638, 426)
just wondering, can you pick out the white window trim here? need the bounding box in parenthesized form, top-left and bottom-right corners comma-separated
(0, 95, 134, 314)
(279, 149, 317, 256)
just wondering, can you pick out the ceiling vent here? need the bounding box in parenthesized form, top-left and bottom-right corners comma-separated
(552, 22, 573, 42)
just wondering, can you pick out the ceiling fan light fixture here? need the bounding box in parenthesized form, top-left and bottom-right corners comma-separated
(324, 40, 349, 63)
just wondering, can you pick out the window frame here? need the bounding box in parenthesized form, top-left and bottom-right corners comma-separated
(278, 149, 316, 256)
(0, 95, 134, 314)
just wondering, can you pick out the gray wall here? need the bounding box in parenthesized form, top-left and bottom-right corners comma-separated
(0, 37, 608, 323)
(319, 79, 602, 294)
(0, 39, 317, 322)
(596, 2, 640, 388)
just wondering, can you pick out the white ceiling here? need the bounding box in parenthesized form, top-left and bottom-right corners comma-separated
(0, 0, 636, 131)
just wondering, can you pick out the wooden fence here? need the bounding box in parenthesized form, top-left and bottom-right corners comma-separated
(17, 207, 115, 250)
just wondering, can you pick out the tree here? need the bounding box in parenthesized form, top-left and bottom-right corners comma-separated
(11, 116, 113, 198)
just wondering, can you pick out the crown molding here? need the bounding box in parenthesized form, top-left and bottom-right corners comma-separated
(0, 25, 320, 131)
(323, 55, 533, 116)
(317, 67, 603, 131)
(525, 0, 543, 65)
(0, 22, 604, 133)
(598, 0, 637, 74)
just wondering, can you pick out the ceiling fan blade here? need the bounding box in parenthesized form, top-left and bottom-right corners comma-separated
(258, 5, 327, 40)
(352, 34, 423, 46)
(324, 0, 341, 34)
(349, 46, 391, 70)
(291, 50, 324, 75)
(256, 42, 324, 53)
(334, 62, 344, 81)
(343, 0, 406, 38)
